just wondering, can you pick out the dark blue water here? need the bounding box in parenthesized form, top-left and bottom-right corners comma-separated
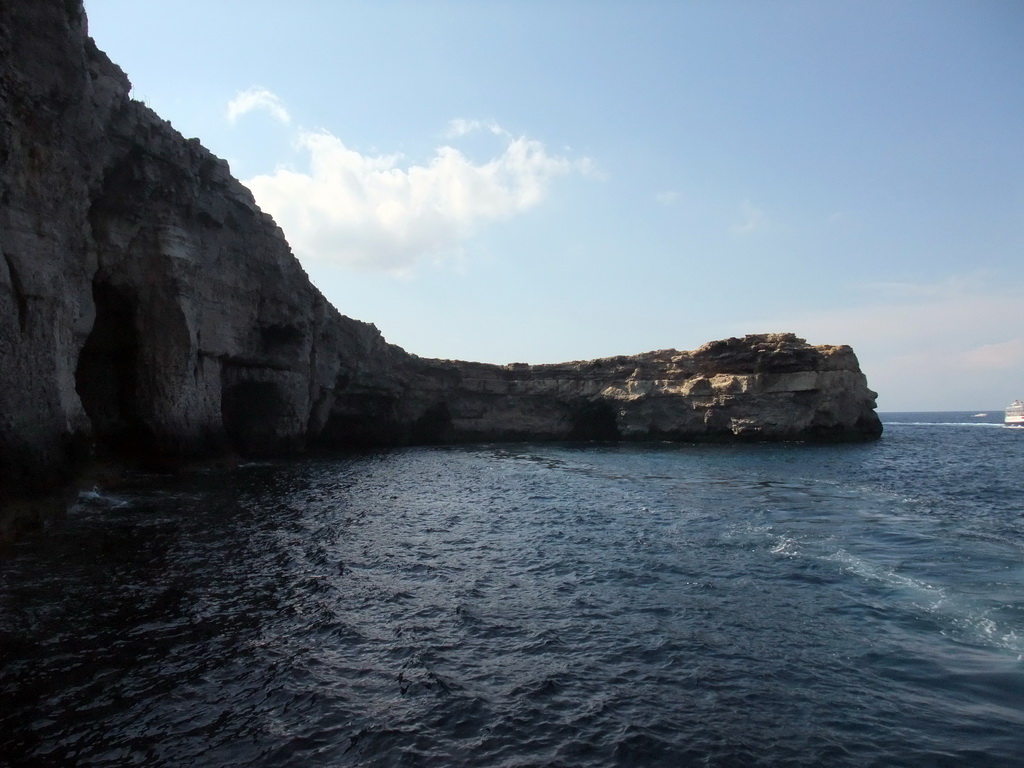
(2, 413, 1023, 766)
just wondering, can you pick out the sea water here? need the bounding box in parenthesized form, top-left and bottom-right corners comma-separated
(2, 413, 1022, 766)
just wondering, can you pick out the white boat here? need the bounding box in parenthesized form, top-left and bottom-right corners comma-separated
(1006, 400, 1024, 428)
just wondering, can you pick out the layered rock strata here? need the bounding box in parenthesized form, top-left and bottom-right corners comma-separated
(0, 0, 881, 541)
(395, 335, 881, 445)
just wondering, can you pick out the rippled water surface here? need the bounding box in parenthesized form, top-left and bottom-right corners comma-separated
(3, 413, 1023, 766)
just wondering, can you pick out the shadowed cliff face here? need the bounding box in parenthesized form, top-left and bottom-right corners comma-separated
(0, 0, 881, 542)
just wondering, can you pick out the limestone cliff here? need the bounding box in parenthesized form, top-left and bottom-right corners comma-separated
(390, 334, 881, 445)
(0, 0, 881, 541)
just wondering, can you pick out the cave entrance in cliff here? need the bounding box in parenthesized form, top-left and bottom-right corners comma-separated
(220, 377, 294, 456)
(74, 281, 150, 456)
(568, 400, 620, 441)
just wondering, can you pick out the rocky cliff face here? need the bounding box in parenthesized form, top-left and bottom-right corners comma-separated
(0, 0, 881, 542)
(390, 334, 881, 445)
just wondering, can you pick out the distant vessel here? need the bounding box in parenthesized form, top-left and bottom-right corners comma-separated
(972, 413, 987, 418)
(1006, 400, 1024, 428)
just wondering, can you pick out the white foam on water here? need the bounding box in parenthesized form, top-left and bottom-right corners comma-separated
(830, 548, 944, 597)
(73, 487, 131, 510)
(829, 548, 1024, 656)
(882, 421, 1006, 428)
(769, 536, 799, 558)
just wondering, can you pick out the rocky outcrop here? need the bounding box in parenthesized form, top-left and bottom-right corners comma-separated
(389, 334, 881, 445)
(0, 0, 881, 542)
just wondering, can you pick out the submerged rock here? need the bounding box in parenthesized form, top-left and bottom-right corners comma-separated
(0, 0, 881, 542)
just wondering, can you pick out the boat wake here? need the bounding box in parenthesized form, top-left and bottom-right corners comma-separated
(882, 421, 1006, 428)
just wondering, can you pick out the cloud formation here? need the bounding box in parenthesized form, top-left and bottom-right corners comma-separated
(963, 338, 1024, 370)
(244, 122, 591, 272)
(444, 118, 504, 139)
(738, 275, 1024, 409)
(736, 200, 767, 233)
(227, 87, 291, 124)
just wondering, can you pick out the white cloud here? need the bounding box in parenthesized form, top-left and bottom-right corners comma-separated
(655, 190, 678, 205)
(736, 199, 767, 233)
(963, 338, 1024, 370)
(444, 118, 504, 138)
(861, 274, 992, 302)
(736, 275, 1024, 409)
(227, 87, 291, 124)
(244, 125, 590, 273)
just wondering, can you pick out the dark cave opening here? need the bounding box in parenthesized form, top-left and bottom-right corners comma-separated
(410, 402, 453, 444)
(74, 281, 151, 456)
(568, 399, 620, 441)
(220, 377, 296, 455)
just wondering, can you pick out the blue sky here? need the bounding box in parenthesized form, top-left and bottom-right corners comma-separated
(85, 0, 1023, 410)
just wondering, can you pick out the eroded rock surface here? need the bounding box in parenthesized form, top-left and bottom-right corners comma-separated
(389, 334, 880, 445)
(0, 0, 881, 541)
